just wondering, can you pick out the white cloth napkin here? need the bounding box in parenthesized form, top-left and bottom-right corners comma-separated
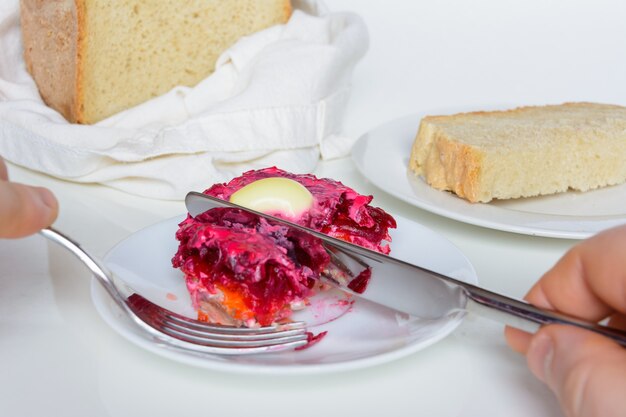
(0, 0, 368, 199)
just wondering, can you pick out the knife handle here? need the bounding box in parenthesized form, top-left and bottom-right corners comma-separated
(463, 284, 626, 347)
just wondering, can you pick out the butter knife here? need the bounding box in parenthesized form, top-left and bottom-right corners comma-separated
(185, 191, 626, 347)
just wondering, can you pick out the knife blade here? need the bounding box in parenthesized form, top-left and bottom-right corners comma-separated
(185, 191, 626, 346)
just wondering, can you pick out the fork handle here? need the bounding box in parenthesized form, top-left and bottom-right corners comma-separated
(39, 227, 132, 316)
(464, 284, 626, 347)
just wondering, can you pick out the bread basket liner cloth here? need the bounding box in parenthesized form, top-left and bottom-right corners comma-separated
(0, 0, 368, 199)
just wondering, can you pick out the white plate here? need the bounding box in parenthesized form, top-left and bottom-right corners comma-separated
(352, 113, 626, 239)
(92, 214, 477, 375)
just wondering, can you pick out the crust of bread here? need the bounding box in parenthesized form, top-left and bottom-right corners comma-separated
(282, 0, 293, 21)
(74, 0, 85, 123)
(409, 102, 626, 203)
(410, 121, 484, 201)
(20, 0, 80, 122)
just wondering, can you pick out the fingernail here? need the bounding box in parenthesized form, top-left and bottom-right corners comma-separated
(37, 188, 57, 210)
(527, 332, 554, 385)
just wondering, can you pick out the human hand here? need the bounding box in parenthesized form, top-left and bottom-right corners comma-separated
(505, 224, 626, 417)
(0, 157, 58, 238)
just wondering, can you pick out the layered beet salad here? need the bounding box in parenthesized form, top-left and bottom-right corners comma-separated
(172, 167, 396, 328)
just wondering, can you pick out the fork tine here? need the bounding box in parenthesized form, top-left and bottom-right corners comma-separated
(150, 313, 309, 346)
(128, 293, 310, 350)
(162, 319, 307, 340)
(128, 293, 306, 337)
(163, 311, 307, 334)
(159, 325, 309, 348)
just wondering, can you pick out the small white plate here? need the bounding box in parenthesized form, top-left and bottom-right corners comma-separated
(92, 214, 477, 375)
(352, 113, 626, 239)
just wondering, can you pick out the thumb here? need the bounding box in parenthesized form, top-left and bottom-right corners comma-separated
(527, 324, 626, 417)
(0, 181, 59, 238)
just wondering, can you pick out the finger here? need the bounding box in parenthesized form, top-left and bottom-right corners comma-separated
(526, 225, 626, 320)
(505, 315, 626, 355)
(607, 314, 626, 332)
(506, 225, 626, 356)
(0, 181, 59, 238)
(527, 325, 626, 417)
(504, 326, 533, 354)
(0, 157, 8, 180)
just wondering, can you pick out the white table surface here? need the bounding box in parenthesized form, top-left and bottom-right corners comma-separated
(2, 1, 626, 416)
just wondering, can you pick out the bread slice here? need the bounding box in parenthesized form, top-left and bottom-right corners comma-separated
(408, 103, 626, 203)
(20, 0, 292, 124)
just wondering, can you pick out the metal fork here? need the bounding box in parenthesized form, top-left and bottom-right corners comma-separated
(39, 227, 309, 354)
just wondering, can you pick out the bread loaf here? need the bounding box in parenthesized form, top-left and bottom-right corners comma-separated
(20, 0, 292, 124)
(408, 103, 626, 203)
